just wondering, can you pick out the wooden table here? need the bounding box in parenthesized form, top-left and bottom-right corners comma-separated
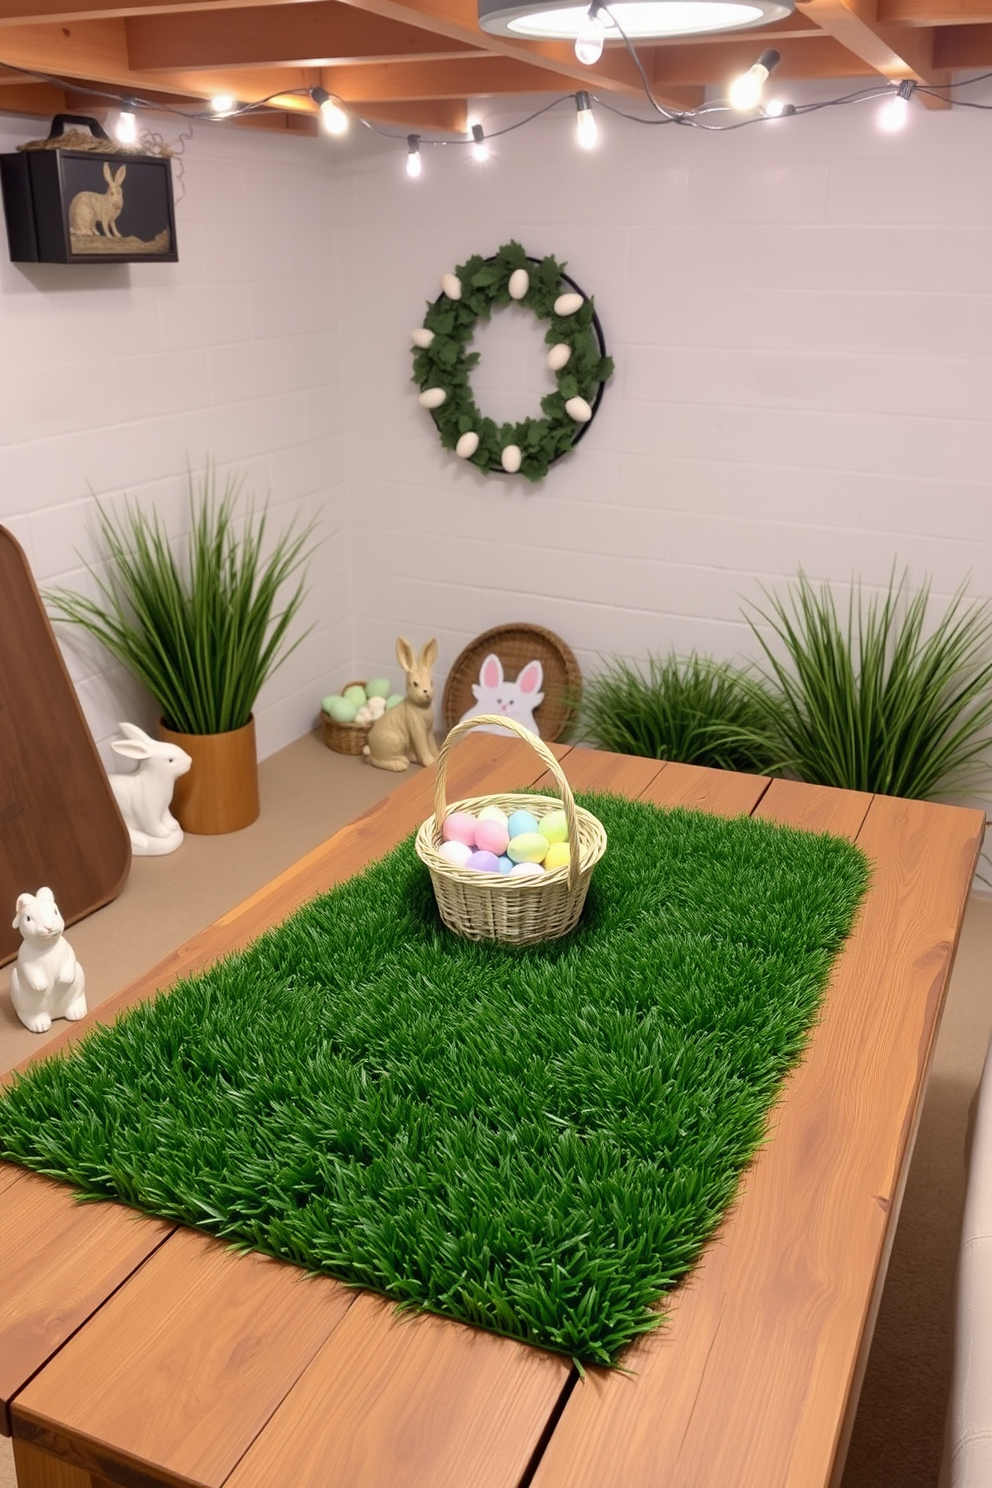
(1, 735, 985, 1488)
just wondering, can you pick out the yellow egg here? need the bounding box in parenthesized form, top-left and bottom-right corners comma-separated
(543, 842, 571, 872)
(507, 831, 548, 864)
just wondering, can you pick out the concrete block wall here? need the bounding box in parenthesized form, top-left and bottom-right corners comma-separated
(0, 112, 347, 767)
(332, 92, 991, 803)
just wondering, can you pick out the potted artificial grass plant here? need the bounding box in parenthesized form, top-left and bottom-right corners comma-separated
(47, 465, 318, 834)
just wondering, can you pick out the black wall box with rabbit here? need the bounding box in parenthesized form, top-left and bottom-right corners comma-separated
(1, 115, 178, 265)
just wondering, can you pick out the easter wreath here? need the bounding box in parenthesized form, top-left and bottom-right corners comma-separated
(411, 239, 614, 484)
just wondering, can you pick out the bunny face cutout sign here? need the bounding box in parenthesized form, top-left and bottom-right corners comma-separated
(459, 654, 545, 736)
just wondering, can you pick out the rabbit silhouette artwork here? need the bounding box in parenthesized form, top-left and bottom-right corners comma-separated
(68, 162, 126, 239)
(459, 654, 545, 736)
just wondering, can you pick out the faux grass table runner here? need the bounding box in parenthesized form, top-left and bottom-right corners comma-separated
(0, 791, 869, 1366)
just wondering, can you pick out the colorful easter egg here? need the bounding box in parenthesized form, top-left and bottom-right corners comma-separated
(478, 805, 509, 827)
(467, 849, 501, 872)
(343, 684, 367, 707)
(438, 839, 473, 868)
(366, 678, 392, 698)
(323, 695, 357, 723)
(497, 855, 514, 874)
(507, 809, 539, 839)
(508, 861, 545, 878)
(507, 831, 548, 864)
(441, 811, 477, 848)
(475, 817, 510, 856)
(543, 842, 571, 872)
(538, 810, 568, 845)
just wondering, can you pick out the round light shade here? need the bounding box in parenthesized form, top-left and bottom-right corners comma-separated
(478, 0, 792, 37)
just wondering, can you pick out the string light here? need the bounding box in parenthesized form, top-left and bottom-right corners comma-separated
(115, 104, 137, 144)
(310, 86, 349, 135)
(575, 90, 599, 147)
(878, 79, 914, 132)
(728, 48, 780, 111)
(471, 122, 490, 160)
(406, 133, 422, 177)
(575, 2, 606, 65)
(210, 94, 236, 116)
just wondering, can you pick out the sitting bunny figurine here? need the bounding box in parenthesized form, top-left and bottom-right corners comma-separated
(364, 637, 439, 772)
(109, 722, 192, 856)
(10, 887, 87, 1033)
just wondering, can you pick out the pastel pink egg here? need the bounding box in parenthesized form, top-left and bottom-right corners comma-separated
(474, 818, 509, 856)
(441, 811, 477, 848)
(466, 849, 501, 872)
(438, 839, 472, 868)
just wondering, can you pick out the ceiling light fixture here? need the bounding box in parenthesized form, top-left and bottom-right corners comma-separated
(478, 0, 792, 42)
(310, 86, 349, 135)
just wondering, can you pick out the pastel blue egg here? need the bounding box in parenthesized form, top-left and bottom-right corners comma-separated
(497, 855, 514, 874)
(507, 809, 539, 839)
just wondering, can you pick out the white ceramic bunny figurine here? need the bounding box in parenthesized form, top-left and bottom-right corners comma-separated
(364, 638, 439, 771)
(459, 654, 545, 736)
(10, 888, 87, 1033)
(109, 722, 192, 856)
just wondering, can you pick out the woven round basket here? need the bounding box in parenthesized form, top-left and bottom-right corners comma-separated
(321, 681, 372, 756)
(441, 623, 582, 743)
(415, 714, 607, 946)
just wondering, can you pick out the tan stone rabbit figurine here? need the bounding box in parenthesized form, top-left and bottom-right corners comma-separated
(364, 637, 439, 771)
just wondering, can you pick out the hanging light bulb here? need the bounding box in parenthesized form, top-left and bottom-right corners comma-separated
(310, 86, 349, 135)
(406, 134, 422, 177)
(210, 94, 236, 116)
(575, 1, 605, 64)
(471, 123, 490, 161)
(878, 79, 913, 132)
(728, 48, 780, 111)
(575, 91, 598, 149)
(115, 105, 137, 145)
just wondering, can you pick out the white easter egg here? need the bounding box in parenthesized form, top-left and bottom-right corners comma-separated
(441, 273, 462, 300)
(456, 431, 480, 459)
(553, 292, 584, 317)
(501, 444, 522, 473)
(547, 343, 571, 371)
(419, 387, 447, 409)
(411, 327, 434, 348)
(565, 396, 593, 423)
(508, 268, 530, 300)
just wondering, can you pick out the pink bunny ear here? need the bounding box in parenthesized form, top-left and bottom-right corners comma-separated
(479, 654, 503, 689)
(516, 660, 544, 695)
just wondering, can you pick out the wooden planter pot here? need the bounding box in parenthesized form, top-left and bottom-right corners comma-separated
(157, 716, 260, 835)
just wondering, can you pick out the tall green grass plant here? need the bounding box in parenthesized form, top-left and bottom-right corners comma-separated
(742, 570, 992, 799)
(47, 466, 318, 736)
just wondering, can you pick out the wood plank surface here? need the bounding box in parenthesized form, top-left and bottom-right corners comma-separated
(12, 1439, 113, 1488)
(641, 758, 771, 817)
(0, 1171, 172, 1435)
(528, 789, 984, 1488)
(226, 1292, 572, 1488)
(0, 1159, 26, 1195)
(12, 1227, 355, 1486)
(3, 733, 567, 1088)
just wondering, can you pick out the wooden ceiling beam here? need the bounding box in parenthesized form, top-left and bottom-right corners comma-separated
(879, 0, 992, 22)
(357, 95, 467, 127)
(321, 53, 578, 97)
(125, 2, 480, 71)
(649, 33, 876, 84)
(798, 0, 951, 93)
(934, 19, 992, 57)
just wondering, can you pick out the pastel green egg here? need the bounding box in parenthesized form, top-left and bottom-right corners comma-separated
(325, 696, 358, 723)
(343, 684, 367, 707)
(478, 805, 509, 828)
(366, 678, 392, 699)
(543, 842, 571, 872)
(386, 693, 404, 709)
(538, 810, 568, 845)
(321, 695, 339, 714)
(507, 831, 548, 865)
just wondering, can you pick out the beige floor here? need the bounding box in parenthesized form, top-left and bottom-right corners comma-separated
(0, 736, 988, 1488)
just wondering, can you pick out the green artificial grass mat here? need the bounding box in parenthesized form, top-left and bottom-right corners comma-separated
(0, 791, 870, 1366)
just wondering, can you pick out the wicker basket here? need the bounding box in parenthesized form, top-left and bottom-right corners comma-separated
(321, 681, 372, 756)
(415, 714, 607, 946)
(441, 623, 582, 743)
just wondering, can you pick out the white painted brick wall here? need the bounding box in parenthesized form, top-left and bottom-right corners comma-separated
(0, 112, 347, 770)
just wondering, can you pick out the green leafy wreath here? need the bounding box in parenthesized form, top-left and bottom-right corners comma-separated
(411, 239, 614, 484)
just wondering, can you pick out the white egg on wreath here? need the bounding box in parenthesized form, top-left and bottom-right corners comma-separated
(410, 239, 614, 484)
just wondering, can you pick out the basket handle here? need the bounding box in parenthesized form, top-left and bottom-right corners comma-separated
(433, 715, 581, 889)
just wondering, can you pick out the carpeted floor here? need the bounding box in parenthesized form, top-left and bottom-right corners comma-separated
(0, 730, 988, 1487)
